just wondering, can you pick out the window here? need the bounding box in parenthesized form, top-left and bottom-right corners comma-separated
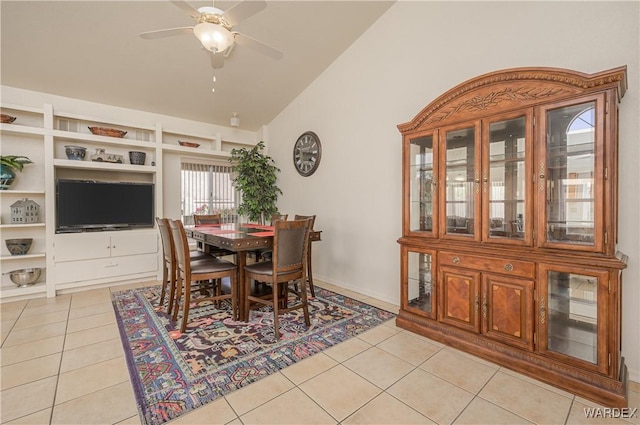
(181, 161, 239, 225)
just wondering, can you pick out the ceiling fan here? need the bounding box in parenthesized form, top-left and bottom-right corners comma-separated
(139, 0, 283, 69)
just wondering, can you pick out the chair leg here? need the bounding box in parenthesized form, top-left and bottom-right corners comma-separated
(272, 282, 281, 340)
(167, 267, 177, 315)
(244, 276, 252, 322)
(173, 275, 183, 322)
(159, 262, 168, 308)
(180, 279, 192, 333)
(300, 278, 311, 327)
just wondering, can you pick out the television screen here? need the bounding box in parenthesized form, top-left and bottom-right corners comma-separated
(56, 179, 154, 232)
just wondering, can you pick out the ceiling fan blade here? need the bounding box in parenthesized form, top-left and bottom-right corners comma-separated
(233, 32, 283, 60)
(169, 0, 201, 18)
(222, 0, 267, 27)
(210, 51, 225, 69)
(223, 42, 237, 59)
(139, 27, 194, 39)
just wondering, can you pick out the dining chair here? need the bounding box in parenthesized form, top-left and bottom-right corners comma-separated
(193, 214, 222, 225)
(193, 213, 235, 258)
(169, 219, 238, 333)
(243, 217, 312, 339)
(252, 213, 288, 262)
(156, 217, 210, 314)
(293, 214, 317, 296)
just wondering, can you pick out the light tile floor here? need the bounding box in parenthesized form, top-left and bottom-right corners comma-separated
(1, 279, 639, 425)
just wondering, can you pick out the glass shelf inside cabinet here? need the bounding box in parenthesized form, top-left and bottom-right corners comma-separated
(545, 102, 596, 246)
(488, 116, 527, 240)
(407, 251, 434, 315)
(409, 135, 434, 232)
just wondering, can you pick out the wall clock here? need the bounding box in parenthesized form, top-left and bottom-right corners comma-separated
(293, 131, 322, 177)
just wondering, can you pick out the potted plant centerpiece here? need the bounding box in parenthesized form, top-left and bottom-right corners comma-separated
(229, 141, 282, 224)
(0, 155, 33, 190)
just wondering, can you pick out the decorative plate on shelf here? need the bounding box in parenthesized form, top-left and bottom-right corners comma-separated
(1, 114, 17, 124)
(178, 141, 200, 148)
(88, 126, 127, 138)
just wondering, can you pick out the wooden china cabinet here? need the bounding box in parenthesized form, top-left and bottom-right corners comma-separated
(397, 66, 629, 407)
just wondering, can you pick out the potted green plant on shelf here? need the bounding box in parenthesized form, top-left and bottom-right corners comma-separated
(229, 141, 282, 224)
(0, 155, 33, 190)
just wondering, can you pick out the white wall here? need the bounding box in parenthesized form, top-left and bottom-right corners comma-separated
(266, 2, 640, 381)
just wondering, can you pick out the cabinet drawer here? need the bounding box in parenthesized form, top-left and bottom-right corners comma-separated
(440, 251, 534, 279)
(55, 253, 158, 284)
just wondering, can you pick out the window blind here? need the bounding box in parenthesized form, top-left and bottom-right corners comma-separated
(180, 162, 239, 225)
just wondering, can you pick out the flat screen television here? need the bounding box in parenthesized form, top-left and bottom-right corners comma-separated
(56, 179, 154, 232)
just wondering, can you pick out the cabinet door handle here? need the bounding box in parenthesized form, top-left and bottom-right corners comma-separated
(504, 263, 513, 272)
(482, 171, 488, 193)
(482, 296, 487, 318)
(452, 256, 460, 264)
(539, 296, 546, 324)
(539, 162, 546, 192)
(474, 294, 479, 314)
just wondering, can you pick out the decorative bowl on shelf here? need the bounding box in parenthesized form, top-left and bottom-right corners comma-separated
(178, 141, 200, 148)
(88, 126, 127, 138)
(1, 114, 17, 124)
(5, 238, 33, 255)
(4, 267, 42, 287)
(129, 151, 146, 165)
(64, 145, 87, 160)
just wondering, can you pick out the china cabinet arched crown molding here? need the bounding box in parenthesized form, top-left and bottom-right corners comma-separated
(398, 66, 628, 133)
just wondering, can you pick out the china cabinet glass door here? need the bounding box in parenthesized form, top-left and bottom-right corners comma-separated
(408, 132, 437, 236)
(538, 95, 605, 252)
(538, 263, 608, 374)
(483, 113, 531, 244)
(404, 249, 436, 318)
(441, 123, 480, 240)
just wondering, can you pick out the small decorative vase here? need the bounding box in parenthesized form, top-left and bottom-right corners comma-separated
(129, 151, 146, 165)
(0, 164, 16, 190)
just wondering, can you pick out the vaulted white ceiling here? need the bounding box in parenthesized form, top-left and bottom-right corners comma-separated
(1, 1, 393, 130)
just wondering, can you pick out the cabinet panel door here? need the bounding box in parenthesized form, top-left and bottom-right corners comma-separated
(536, 94, 606, 252)
(111, 231, 158, 257)
(482, 274, 534, 350)
(54, 233, 111, 262)
(439, 122, 481, 241)
(406, 131, 438, 237)
(438, 265, 480, 333)
(482, 111, 533, 246)
(402, 247, 437, 319)
(538, 263, 609, 375)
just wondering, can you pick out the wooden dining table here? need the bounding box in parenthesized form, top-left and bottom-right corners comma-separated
(185, 222, 321, 321)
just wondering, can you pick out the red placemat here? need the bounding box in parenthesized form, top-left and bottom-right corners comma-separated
(198, 228, 242, 235)
(251, 231, 274, 237)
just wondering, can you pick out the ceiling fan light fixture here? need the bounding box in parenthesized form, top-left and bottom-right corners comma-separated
(194, 22, 233, 53)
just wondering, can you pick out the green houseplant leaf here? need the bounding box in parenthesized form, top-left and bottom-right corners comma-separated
(229, 141, 282, 224)
(0, 155, 33, 172)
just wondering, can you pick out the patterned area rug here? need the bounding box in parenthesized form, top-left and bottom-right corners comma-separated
(111, 284, 395, 425)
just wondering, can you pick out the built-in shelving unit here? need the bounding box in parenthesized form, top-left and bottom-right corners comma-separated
(1, 104, 48, 300)
(1, 100, 256, 302)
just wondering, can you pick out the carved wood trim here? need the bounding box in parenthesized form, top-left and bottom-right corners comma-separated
(398, 66, 627, 134)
